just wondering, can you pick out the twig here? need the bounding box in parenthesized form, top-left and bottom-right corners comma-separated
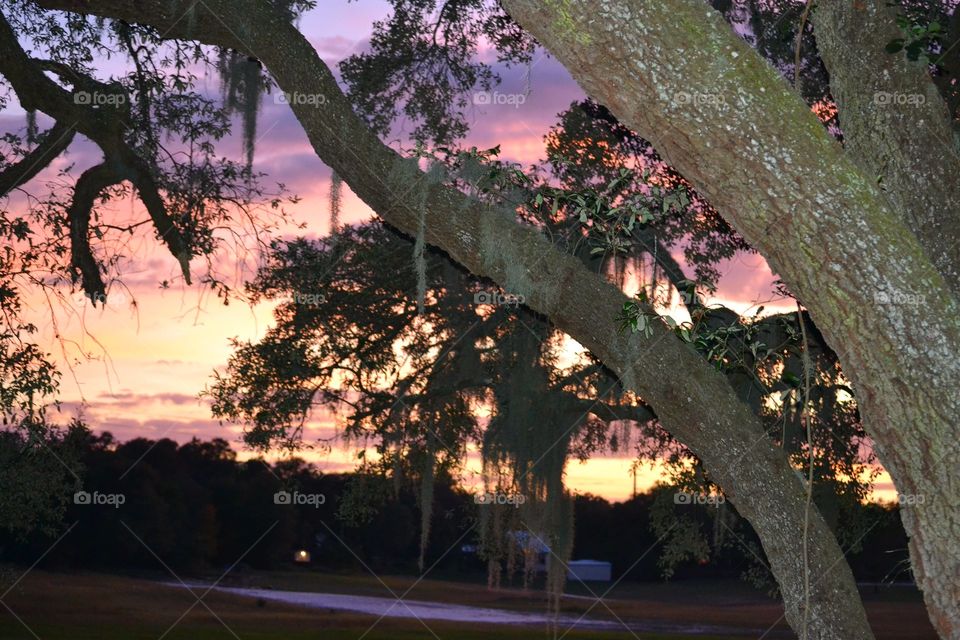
(794, 0, 815, 90)
(797, 302, 814, 640)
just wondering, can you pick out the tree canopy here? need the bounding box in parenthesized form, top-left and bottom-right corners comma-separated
(2, 0, 959, 638)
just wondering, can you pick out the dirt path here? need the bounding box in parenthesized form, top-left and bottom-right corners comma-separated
(171, 583, 781, 637)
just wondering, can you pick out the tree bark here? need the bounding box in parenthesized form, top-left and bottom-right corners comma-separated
(810, 0, 960, 295)
(27, 1, 876, 637)
(498, 1, 960, 637)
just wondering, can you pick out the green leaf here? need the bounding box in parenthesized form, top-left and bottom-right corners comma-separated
(782, 371, 802, 388)
(905, 40, 925, 61)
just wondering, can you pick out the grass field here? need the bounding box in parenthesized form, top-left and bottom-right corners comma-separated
(0, 569, 937, 639)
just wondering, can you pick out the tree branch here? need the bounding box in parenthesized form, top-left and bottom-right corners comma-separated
(68, 162, 119, 302)
(0, 9, 193, 285)
(810, 0, 960, 294)
(0, 120, 75, 197)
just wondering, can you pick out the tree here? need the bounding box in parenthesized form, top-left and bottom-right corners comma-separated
(206, 222, 649, 594)
(9, 0, 957, 637)
(498, 1, 960, 636)
(6, 0, 870, 637)
(0, 3, 293, 307)
(209, 137, 875, 605)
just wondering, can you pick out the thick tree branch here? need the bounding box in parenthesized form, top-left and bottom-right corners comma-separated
(574, 398, 656, 425)
(0, 121, 75, 197)
(0, 9, 193, 286)
(810, 0, 960, 294)
(28, 2, 876, 638)
(68, 162, 119, 301)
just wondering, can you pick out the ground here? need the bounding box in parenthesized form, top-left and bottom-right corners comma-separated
(0, 569, 937, 639)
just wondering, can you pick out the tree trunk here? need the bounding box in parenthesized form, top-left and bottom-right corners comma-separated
(499, 1, 960, 636)
(810, 0, 960, 295)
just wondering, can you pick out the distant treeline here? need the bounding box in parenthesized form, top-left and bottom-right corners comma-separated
(0, 434, 912, 585)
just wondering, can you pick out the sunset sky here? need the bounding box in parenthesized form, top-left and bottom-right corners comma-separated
(8, 1, 894, 502)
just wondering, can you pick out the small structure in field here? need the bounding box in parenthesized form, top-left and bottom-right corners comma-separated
(566, 559, 611, 582)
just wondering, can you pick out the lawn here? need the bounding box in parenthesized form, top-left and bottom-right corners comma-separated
(0, 569, 937, 639)
(203, 567, 937, 639)
(0, 570, 738, 640)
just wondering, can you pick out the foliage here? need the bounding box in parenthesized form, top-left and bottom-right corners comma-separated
(885, 1, 955, 65)
(0, 418, 85, 539)
(340, 0, 535, 145)
(206, 220, 641, 593)
(0, 1, 297, 326)
(886, 14, 946, 62)
(640, 306, 878, 585)
(0, 431, 473, 574)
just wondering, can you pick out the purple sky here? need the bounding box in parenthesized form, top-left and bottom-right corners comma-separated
(8, 1, 892, 501)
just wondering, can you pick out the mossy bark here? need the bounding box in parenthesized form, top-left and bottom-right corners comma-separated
(500, 1, 960, 637)
(810, 0, 960, 295)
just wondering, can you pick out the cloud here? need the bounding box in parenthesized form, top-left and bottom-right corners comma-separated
(309, 35, 359, 60)
(95, 391, 200, 408)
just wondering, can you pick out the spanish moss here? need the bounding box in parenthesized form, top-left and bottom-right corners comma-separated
(218, 50, 263, 172)
(329, 170, 342, 241)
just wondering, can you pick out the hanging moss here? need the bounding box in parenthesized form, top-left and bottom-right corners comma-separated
(414, 193, 427, 315)
(409, 161, 446, 315)
(477, 327, 577, 609)
(545, 493, 575, 617)
(218, 50, 263, 172)
(329, 170, 342, 241)
(619, 333, 642, 398)
(417, 432, 435, 573)
(25, 110, 37, 145)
